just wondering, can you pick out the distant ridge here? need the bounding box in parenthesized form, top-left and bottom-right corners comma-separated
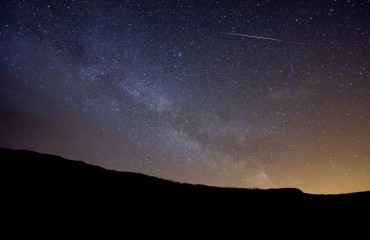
(1, 147, 370, 217)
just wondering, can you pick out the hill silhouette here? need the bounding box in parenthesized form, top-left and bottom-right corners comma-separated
(2, 147, 370, 218)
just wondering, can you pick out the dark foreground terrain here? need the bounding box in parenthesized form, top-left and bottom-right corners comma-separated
(2, 147, 369, 221)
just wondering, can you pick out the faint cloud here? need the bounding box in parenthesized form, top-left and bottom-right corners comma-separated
(265, 87, 312, 101)
(265, 89, 290, 101)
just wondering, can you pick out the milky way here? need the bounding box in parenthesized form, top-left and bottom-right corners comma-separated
(1, 0, 369, 193)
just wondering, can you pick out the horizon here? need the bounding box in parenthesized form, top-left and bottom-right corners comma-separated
(3, 146, 368, 195)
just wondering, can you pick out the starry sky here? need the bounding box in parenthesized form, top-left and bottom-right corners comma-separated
(1, 0, 369, 194)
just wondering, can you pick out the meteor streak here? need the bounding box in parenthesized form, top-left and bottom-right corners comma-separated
(223, 32, 304, 45)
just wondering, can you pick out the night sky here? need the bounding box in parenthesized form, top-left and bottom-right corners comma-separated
(1, 0, 369, 194)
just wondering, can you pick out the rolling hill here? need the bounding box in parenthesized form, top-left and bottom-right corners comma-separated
(1, 147, 369, 218)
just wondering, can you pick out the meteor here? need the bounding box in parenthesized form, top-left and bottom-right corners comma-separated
(223, 32, 304, 45)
